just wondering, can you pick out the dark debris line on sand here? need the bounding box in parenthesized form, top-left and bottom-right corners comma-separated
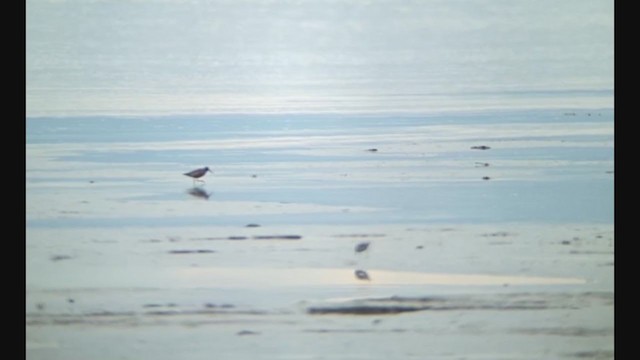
(50, 255, 73, 262)
(253, 235, 302, 240)
(237, 330, 260, 336)
(168, 249, 216, 254)
(188, 235, 303, 241)
(308, 306, 421, 315)
(306, 292, 614, 315)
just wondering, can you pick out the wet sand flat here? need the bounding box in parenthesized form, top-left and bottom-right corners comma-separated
(26, 110, 613, 359)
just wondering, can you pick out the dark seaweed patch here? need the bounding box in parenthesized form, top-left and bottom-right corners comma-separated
(253, 235, 302, 240)
(306, 293, 608, 316)
(308, 306, 422, 315)
(471, 145, 491, 150)
(168, 249, 216, 254)
(237, 330, 260, 336)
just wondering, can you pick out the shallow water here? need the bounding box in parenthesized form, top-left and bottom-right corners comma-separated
(26, 109, 613, 227)
(26, 109, 613, 359)
(26, 0, 613, 116)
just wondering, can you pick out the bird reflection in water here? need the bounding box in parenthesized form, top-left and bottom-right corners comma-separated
(186, 187, 212, 200)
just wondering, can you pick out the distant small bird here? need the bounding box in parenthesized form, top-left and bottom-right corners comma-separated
(184, 167, 212, 184)
(354, 241, 370, 253)
(354, 269, 370, 281)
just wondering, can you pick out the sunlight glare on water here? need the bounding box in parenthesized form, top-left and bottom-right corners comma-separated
(26, 0, 613, 116)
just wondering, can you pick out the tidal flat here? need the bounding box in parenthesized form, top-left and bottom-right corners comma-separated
(26, 109, 613, 359)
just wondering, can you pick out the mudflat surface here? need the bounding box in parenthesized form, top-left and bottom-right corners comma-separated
(26, 110, 613, 359)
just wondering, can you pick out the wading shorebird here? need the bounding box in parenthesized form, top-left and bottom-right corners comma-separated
(184, 166, 212, 185)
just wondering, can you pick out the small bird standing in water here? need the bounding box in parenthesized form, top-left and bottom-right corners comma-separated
(184, 167, 212, 185)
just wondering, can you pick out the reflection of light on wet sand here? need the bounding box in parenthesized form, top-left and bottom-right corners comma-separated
(26, 193, 381, 221)
(176, 267, 585, 288)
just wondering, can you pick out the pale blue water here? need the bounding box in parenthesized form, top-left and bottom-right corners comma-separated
(26, 109, 614, 227)
(26, 109, 609, 144)
(25, 1, 614, 226)
(26, 0, 613, 116)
